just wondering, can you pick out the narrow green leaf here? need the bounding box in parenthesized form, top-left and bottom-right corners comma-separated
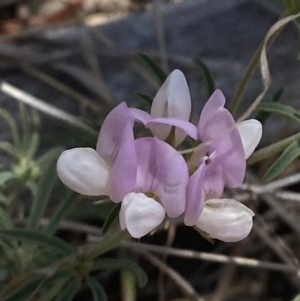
(0, 229, 74, 256)
(262, 140, 300, 183)
(0, 108, 20, 147)
(55, 276, 81, 301)
(45, 192, 76, 235)
(87, 277, 108, 301)
(26, 131, 40, 159)
(2, 276, 47, 301)
(248, 132, 300, 165)
(31, 108, 41, 130)
(25, 181, 38, 196)
(27, 162, 57, 230)
(102, 204, 121, 235)
(0, 171, 14, 186)
(135, 92, 153, 106)
(92, 258, 148, 287)
(0, 142, 19, 158)
(36, 147, 64, 170)
(194, 59, 215, 98)
(39, 271, 76, 301)
(0, 265, 10, 281)
(136, 53, 167, 85)
(256, 102, 300, 124)
(19, 102, 30, 149)
(291, 295, 300, 301)
(0, 240, 15, 261)
(0, 207, 13, 229)
(255, 88, 284, 123)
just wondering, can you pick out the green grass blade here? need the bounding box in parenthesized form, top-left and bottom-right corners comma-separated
(55, 276, 81, 301)
(291, 295, 300, 301)
(92, 258, 148, 287)
(136, 53, 167, 85)
(2, 276, 47, 301)
(27, 162, 57, 230)
(0, 108, 20, 147)
(0, 207, 13, 228)
(87, 277, 108, 301)
(262, 140, 300, 183)
(256, 101, 300, 124)
(39, 271, 76, 301)
(36, 147, 64, 170)
(135, 92, 153, 106)
(0, 142, 19, 158)
(0, 171, 14, 187)
(45, 192, 77, 235)
(0, 229, 74, 256)
(255, 87, 284, 123)
(102, 204, 121, 235)
(194, 59, 215, 98)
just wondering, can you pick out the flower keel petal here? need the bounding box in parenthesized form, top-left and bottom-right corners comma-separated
(195, 199, 254, 242)
(120, 193, 165, 238)
(57, 148, 110, 196)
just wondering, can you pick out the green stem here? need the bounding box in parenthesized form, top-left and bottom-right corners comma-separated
(228, 23, 284, 115)
(247, 132, 300, 165)
(84, 230, 128, 260)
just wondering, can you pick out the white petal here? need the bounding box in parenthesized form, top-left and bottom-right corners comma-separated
(119, 192, 165, 238)
(237, 119, 262, 159)
(195, 199, 254, 242)
(151, 69, 191, 144)
(57, 148, 110, 196)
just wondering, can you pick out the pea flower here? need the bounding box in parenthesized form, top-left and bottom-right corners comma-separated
(57, 102, 135, 197)
(115, 137, 189, 238)
(57, 102, 189, 238)
(131, 70, 197, 145)
(184, 90, 262, 242)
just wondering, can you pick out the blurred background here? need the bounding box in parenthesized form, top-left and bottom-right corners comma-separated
(0, 0, 300, 300)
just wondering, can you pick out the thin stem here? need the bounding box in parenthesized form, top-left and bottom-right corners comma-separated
(83, 230, 128, 260)
(153, 0, 169, 72)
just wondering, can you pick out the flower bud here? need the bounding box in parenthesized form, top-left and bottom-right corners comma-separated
(151, 70, 191, 145)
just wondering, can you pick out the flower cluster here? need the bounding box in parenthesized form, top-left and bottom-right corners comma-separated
(57, 70, 262, 241)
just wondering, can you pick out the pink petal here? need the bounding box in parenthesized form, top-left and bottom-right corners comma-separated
(119, 192, 165, 238)
(198, 91, 245, 188)
(195, 198, 254, 242)
(134, 138, 189, 218)
(130, 108, 151, 124)
(109, 122, 137, 203)
(97, 102, 134, 164)
(204, 160, 224, 198)
(146, 117, 198, 141)
(184, 162, 206, 226)
(199, 89, 225, 134)
(57, 148, 110, 196)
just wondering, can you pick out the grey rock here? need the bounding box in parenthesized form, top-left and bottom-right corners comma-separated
(0, 0, 299, 145)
